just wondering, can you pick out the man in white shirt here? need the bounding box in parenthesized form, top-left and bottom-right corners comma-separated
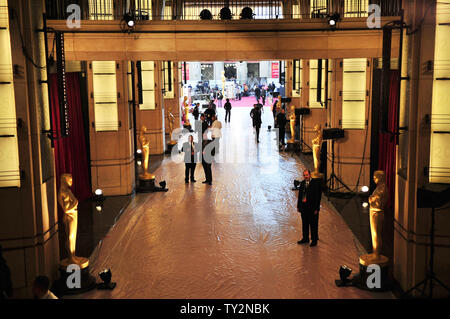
(211, 115, 222, 155)
(32, 276, 58, 299)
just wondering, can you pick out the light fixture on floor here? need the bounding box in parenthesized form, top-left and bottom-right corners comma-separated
(124, 13, 135, 28)
(94, 189, 105, 212)
(136, 149, 143, 161)
(327, 13, 340, 28)
(240, 7, 254, 19)
(362, 202, 369, 208)
(361, 185, 369, 193)
(159, 180, 166, 189)
(200, 9, 213, 20)
(293, 179, 300, 190)
(220, 7, 232, 20)
(268, 125, 272, 131)
(97, 269, 116, 290)
(335, 265, 353, 287)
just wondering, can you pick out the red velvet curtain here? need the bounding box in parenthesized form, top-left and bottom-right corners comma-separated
(50, 72, 92, 206)
(378, 70, 399, 209)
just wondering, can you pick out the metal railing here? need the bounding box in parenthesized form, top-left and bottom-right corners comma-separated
(45, 0, 402, 21)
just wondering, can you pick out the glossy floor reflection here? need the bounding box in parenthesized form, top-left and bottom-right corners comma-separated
(77, 106, 393, 299)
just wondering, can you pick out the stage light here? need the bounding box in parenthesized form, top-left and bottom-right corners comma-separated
(95, 204, 102, 212)
(361, 185, 369, 193)
(199, 9, 213, 20)
(124, 13, 135, 28)
(137, 149, 142, 154)
(137, 160, 142, 166)
(220, 7, 232, 20)
(362, 202, 369, 208)
(340, 265, 352, 282)
(268, 125, 272, 130)
(294, 180, 300, 189)
(159, 180, 166, 189)
(97, 269, 116, 290)
(327, 13, 340, 28)
(335, 265, 353, 287)
(95, 189, 103, 196)
(240, 7, 254, 19)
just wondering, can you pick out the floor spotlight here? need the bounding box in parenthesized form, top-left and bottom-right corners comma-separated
(95, 204, 103, 212)
(97, 269, 116, 290)
(268, 125, 272, 131)
(220, 7, 232, 20)
(362, 202, 369, 208)
(292, 179, 300, 190)
(335, 265, 353, 287)
(159, 180, 166, 189)
(200, 9, 213, 20)
(361, 185, 369, 193)
(124, 13, 135, 28)
(240, 7, 254, 19)
(327, 13, 340, 28)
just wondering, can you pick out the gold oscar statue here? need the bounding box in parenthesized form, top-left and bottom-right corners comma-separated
(311, 124, 323, 179)
(167, 110, 177, 145)
(221, 70, 226, 97)
(360, 170, 389, 266)
(183, 96, 190, 126)
(139, 125, 155, 180)
(287, 105, 297, 143)
(58, 174, 89, 269)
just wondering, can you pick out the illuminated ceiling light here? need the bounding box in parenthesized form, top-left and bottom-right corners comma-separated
(361, 185, 369, 193)
(240, 7, 254, 19)
(362, 202, 369, 208)
(124, 13, 135, 28)
(219, 7, 232, 20)
(199, 9, 213, 20)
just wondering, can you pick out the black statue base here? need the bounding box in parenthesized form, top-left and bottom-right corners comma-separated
(137, 178, 168, 193)
(352, 262, 392, 292)
(52, 266, 96, 297)
(286, 141, 299, 152)
(166, 142, 176, 154)
(183, 124, 193, 132)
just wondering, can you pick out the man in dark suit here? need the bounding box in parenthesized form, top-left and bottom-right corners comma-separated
(297, 169, 322, 247)
(276, 108, 287, 148)
(250, 104, 262, 143)
(181, 135, 199, 183)
(201, 139, 213, 185)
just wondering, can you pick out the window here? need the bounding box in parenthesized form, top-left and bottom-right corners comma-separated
(89, 0, 114, 20)
(134, 0, 152, 20)
(292, 59, 302, 97)
(0, 0, 20, 187)
(309, 59, 325, 108)
(138, 61, 156, 110)
(200, 63, 214, 81)
(344, 0, 369, 18)
(429, 1, 450, 183)
(163, 61, 174, 99)
(92, 61, 119, 131)
(341, 58, 367, 129)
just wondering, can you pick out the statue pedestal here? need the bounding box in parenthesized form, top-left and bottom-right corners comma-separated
(52, 260, 96, 296)
(166, 141, 177, 154)
(352, 254, 391, 292)
(137, 177, 156, 193)
(286, 141, 299, 152)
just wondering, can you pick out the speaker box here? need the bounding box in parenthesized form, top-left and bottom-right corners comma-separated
(417, 184, 450, 208)
(323, 128, 345, 140)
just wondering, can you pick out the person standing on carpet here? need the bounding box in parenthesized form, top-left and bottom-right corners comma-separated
(250, 104, 262, 143)
(297, 169, 322, 247)
(217, 91, 223, 108)
(276, 107, 287, 148)
(224, 98, 232, 123)
(182, 135, 199, 183)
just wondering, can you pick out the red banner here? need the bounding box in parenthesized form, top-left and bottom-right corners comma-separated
(181, 63, 190, 81)
(271, 62, 279, 78)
